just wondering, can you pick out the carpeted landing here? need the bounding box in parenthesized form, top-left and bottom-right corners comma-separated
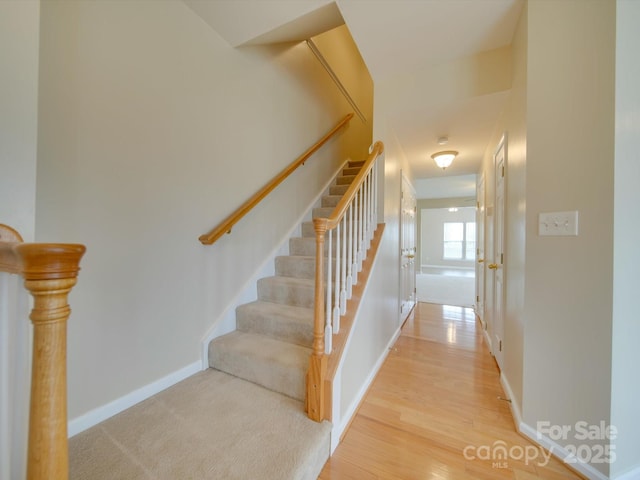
(69, 369, 331, 480)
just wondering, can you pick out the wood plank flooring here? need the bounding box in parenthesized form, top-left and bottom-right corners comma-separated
(319, 302, 585, 479)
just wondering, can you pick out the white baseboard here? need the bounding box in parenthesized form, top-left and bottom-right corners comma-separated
(500, 373, 609, 480)
(68, 361, 201, 437)
(331, 325, 401, 453)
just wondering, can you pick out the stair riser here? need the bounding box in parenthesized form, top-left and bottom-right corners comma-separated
(290, 238, 352, 257)
(321, 195, 343, 207)
(342, 167, 360, 176)
(258, 278, 315, 308)
(329, 184, 349, 196)
(236, 307, 313, 346)
(336, 175, 356, 185)
(209, 337, 307, 400)
(275, 256, 338, 280)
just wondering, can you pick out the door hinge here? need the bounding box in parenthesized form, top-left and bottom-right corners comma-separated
(501, 253, 503, 264)
(501, 165, 505, 177)
(476, 295, 479, 302)
(499, 340, 503, 352)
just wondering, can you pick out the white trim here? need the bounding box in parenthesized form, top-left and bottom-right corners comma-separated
(518, 422, 608, 480)
(68, 361, 201, 437)
(199, 159, 350, 369)
(500, 372, 522, 432)
(501, 373, 608, 480)
(331, 325, 401, 453)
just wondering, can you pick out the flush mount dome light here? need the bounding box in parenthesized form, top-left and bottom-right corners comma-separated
(431, 150, 458, 170)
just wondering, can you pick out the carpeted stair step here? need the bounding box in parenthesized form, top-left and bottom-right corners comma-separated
(209, 331, 310, 400)
(236, 300, 314, 346)
(321, 194, 343, 207)
(290, 237, 352, 258)
(330, 184, 350, 196)
(336, 174, 356, 185)
(312, 206, 335, 218)
(258, 275, 315, 308)
(342, 166, 361, 176)
(301, 221, 358, 238)
(275, 254, 337, 280)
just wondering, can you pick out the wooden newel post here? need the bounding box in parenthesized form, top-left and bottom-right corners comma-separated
(16, 243, 86, 480)
(306, 219, 328, 422)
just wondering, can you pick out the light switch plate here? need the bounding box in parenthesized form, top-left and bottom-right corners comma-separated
(538, 211, 579, 236)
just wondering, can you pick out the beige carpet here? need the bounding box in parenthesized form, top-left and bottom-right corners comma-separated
(69, 369, 331, 480)
(416, 272, 475, 307)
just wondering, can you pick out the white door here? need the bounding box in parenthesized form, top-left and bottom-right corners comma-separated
(400, 173, 417, 322)
(476, 174, 486, 328)
(491, 136, 506, 369)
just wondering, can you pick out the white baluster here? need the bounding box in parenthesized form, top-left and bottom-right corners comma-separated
(325, 231, 332, 354)
(333, 223, 340, 333)
(347, 203, 354, 295)
(340, 214, 347, 314)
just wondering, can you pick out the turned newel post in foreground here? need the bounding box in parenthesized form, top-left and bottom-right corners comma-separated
(307, 218, 328, 422)
(17, 243, 86, 480)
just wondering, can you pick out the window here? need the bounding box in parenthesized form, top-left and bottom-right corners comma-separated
(443, 221, 476, 260)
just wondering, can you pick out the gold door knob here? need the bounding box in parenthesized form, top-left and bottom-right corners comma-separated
(478, 259, 484, 263)
(488, 263, 498, 270)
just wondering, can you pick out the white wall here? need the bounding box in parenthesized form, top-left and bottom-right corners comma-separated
(0, 0, 39, 241)
(611, 1, 640, 477)
(0, 2, 40, 478)
(420, 207, 476, 268)
(36, 0, 370, 422)
(523, 1, 615, 477)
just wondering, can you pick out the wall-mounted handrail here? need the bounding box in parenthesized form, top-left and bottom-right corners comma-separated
(306, 141, 384, 422)
(0, 224, 85, 480)
(199, 113, 354, 245)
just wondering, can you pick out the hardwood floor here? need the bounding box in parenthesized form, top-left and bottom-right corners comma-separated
(319, 302, 585, 479)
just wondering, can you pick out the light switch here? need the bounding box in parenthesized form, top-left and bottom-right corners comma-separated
(538, 211, 579, 236)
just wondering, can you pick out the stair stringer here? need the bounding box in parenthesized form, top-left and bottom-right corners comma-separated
(199, 158, 352, 369)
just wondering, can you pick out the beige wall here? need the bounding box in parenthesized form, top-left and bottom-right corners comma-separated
(523, 3, 615, 476)
(481, 2, 620, 476)
(312, 24, 373, 161)
(480, 0, 528, 419)
(0, 0, 40, 241)
(36, 0, 371, 421)
(611, 1, 640, 477)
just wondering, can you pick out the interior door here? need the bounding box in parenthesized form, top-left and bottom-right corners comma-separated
(476, 174, 486, 328)
(400, 173, 417, 323)
(491, 136, 506, 369)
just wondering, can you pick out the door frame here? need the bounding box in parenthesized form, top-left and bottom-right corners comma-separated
(399, 171, 417, 324)
(492, 134, 507, 369)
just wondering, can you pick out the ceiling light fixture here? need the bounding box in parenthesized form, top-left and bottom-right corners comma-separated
(431, 150, 458, 170)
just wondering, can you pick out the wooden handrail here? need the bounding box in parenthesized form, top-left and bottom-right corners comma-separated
(199, 113, 354, 245)
(326, 141, 384, 230)
(0, 225, 85, 480)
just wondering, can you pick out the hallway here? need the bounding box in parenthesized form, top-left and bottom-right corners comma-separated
(319, 302, 583, 479)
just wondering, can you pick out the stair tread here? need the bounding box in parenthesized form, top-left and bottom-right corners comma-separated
(209, 331, 310, 400)
(238, 300, 313, 323)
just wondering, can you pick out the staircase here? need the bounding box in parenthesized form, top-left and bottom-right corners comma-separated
(208, 159, 364, 402)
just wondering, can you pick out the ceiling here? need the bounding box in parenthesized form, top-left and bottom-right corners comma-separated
(184, 0, 524, 195)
